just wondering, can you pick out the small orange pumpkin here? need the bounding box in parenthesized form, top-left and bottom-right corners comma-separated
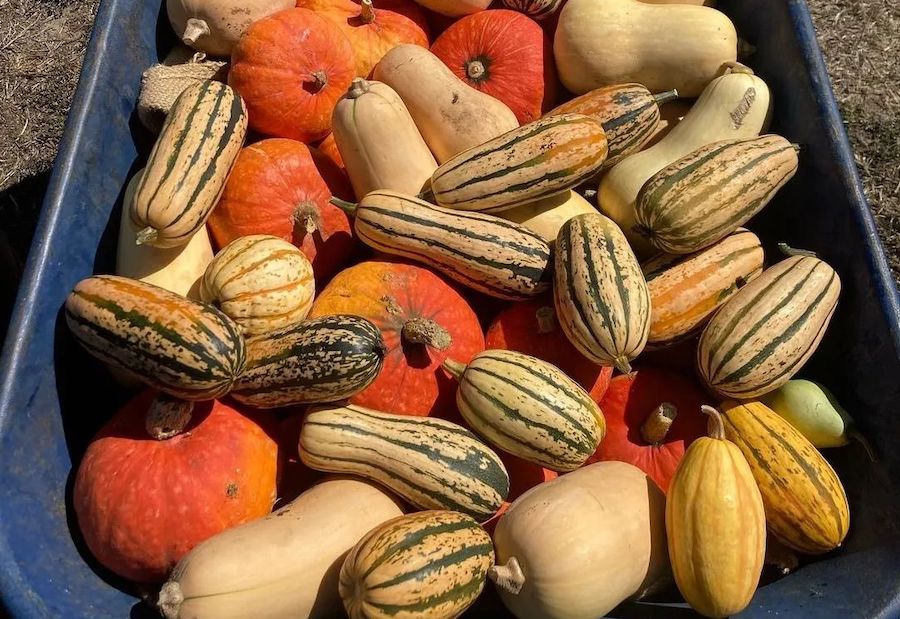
(430, 9, 557, 123)
(296, 0, 430, 77)
(207, 138, 355, 285)
(73, 391, 278, 583)
(229, 8, 356, 142)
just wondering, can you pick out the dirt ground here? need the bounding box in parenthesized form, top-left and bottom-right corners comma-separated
(0, 0, 897, 324)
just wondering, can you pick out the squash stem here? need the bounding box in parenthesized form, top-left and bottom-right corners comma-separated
(777, 243, 818, 259)
(135, 226, 159, 246)
(157, 581, 184, 619)
(640, 402, 677, 446)
(293, 201, 322, 236)
(721, 61, 755, 76)
(737, 38, 758, 60)
(145, 394, 193, 440)
(700, 405, 726, 440)
(653, 89, 679, 105)
(347, 77, 370, 99)
(534, 306, 557, 335)
(442, 358, 467, 381)
(488, 557, 525, 595)
(360, 0, 376, 24)
(613, 357, 633, 375)
(181, 18, 210, 46)
(402, 317, 452, 351)
(466, 59, 487, 81)
(310, 70, 328, 93)
(330, 196, 358, 216)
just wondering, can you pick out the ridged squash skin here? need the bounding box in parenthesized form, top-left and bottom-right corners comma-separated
(157, 478, 405, 619)
(349, 190, 552, 300)
(116, 168, 213, 300)
(299, 404, 509, 520)
(642, 229, 764, 348)
(430, 114, 608, 213)
(339, 511, 493, 619)
(200, 235, 315, 336)
(720, 400, 850, 554)
(131, 81, 247, 248)
(231, 315, 386, 408)
(546, 83, 674, 167)
(698, 254, 840, 398)
(490, 462, 669, 619)
(598, 66, 770, 256)
(666, 407, 766, 618)
(501, 0, 563, 20)
(498, 190, 596, 246)
(332, 78, 437, 198)
(636, 135, 799, 254)
(373, 45, 518, 163)
(554, 0, 737, 97)
(64, 275, 246, 400)
(448, 349, 606, 472)
(554, 213, 651, 373)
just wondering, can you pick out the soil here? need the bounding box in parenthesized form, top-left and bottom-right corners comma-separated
(0, 0, 897, 333)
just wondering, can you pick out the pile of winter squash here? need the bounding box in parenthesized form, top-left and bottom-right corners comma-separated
(63, 0, 873, 617)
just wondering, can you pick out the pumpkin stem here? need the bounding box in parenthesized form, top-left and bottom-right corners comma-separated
(737, 38, 757, 60)
(310, 70, 328, 93)
(146, 394, 194, 440)
(653, 89, 679, 105)
(466, 59, 487, 81)
(157, 581, 184, 619)
(135, 226, 158, 246)
(777, 243, 819, 259)
(360, 0, 376, 24)
(488, 557, 525, 595)
(181, 18, 210, 46)
(700, 405, 726, 440)
(330, 196, 358, 216)
(347, 77, 370, 99)
(535, 306, 557, 335)
(721, 61, 755, 76)
(293, 201, 322, 236)
(442, 358, 467, 381)
(640, 402, 677, 446)
(402, 317, 453, 351)
(765, 535, 799, 575)
(613, 356, 633, 375)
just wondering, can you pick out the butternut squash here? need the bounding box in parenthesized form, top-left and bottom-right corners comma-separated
(498, 190, 595, 246)
(157, 478, 404, 619)
(554, 0, 737, 97)
(373, 45, 519, 163)
(332, 78, 437, 198)
(116, 169, 213, 300)
(166, 0, 295, 57)
(490, 461, 669, 619)
(598, 65, 770, 256)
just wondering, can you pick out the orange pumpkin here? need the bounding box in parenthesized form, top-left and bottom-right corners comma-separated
(586, 367, 710, 493)
(482, 451, 557, 532)
(207, 138, 355, 285)
(73, 391, 278, 583)
(229, 9, 355, 142)
(308, 260, 485, 416)
(296, 0, 430, 77)
(430, 9, 557, 123)
(484, 297, 612, 397)
(316, 133, 347, 174)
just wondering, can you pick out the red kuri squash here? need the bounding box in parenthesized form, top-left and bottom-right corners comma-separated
(430, 9, 557, 123)
(296, 0, 430, 77)
(73, 391, 278, 583)
(229, 8, 355, 142)
(308, 260, 485, 416)
(586, 367, 710, 493)
(207, 138, 355, 285)
(485, 297, 613, 396)
(482, 451, 557, 533)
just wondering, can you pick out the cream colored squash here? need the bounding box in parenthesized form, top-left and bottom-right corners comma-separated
(554, 0, 737, 97)
(156, 478, 404, 619)
(166, 0, 294, 57)
(498, 191, 595, 246)
(332, 78, 437, 197)
(489, 461, 669, 619)
(598, 65, 770, 256)
(410, 0, 491, 17)
(373, 45, 519, 163)
(116, 169, 212, 300)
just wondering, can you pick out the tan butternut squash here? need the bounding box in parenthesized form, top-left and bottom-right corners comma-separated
(598, 65, 770, 256)
(554, 0, 737, 97)
(332, 78, 437, 198)
(373, 45, 519, 163)
(498, 191, 595, 246)
(166, 0, 295, 57)
(115, 169, 213, 300)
